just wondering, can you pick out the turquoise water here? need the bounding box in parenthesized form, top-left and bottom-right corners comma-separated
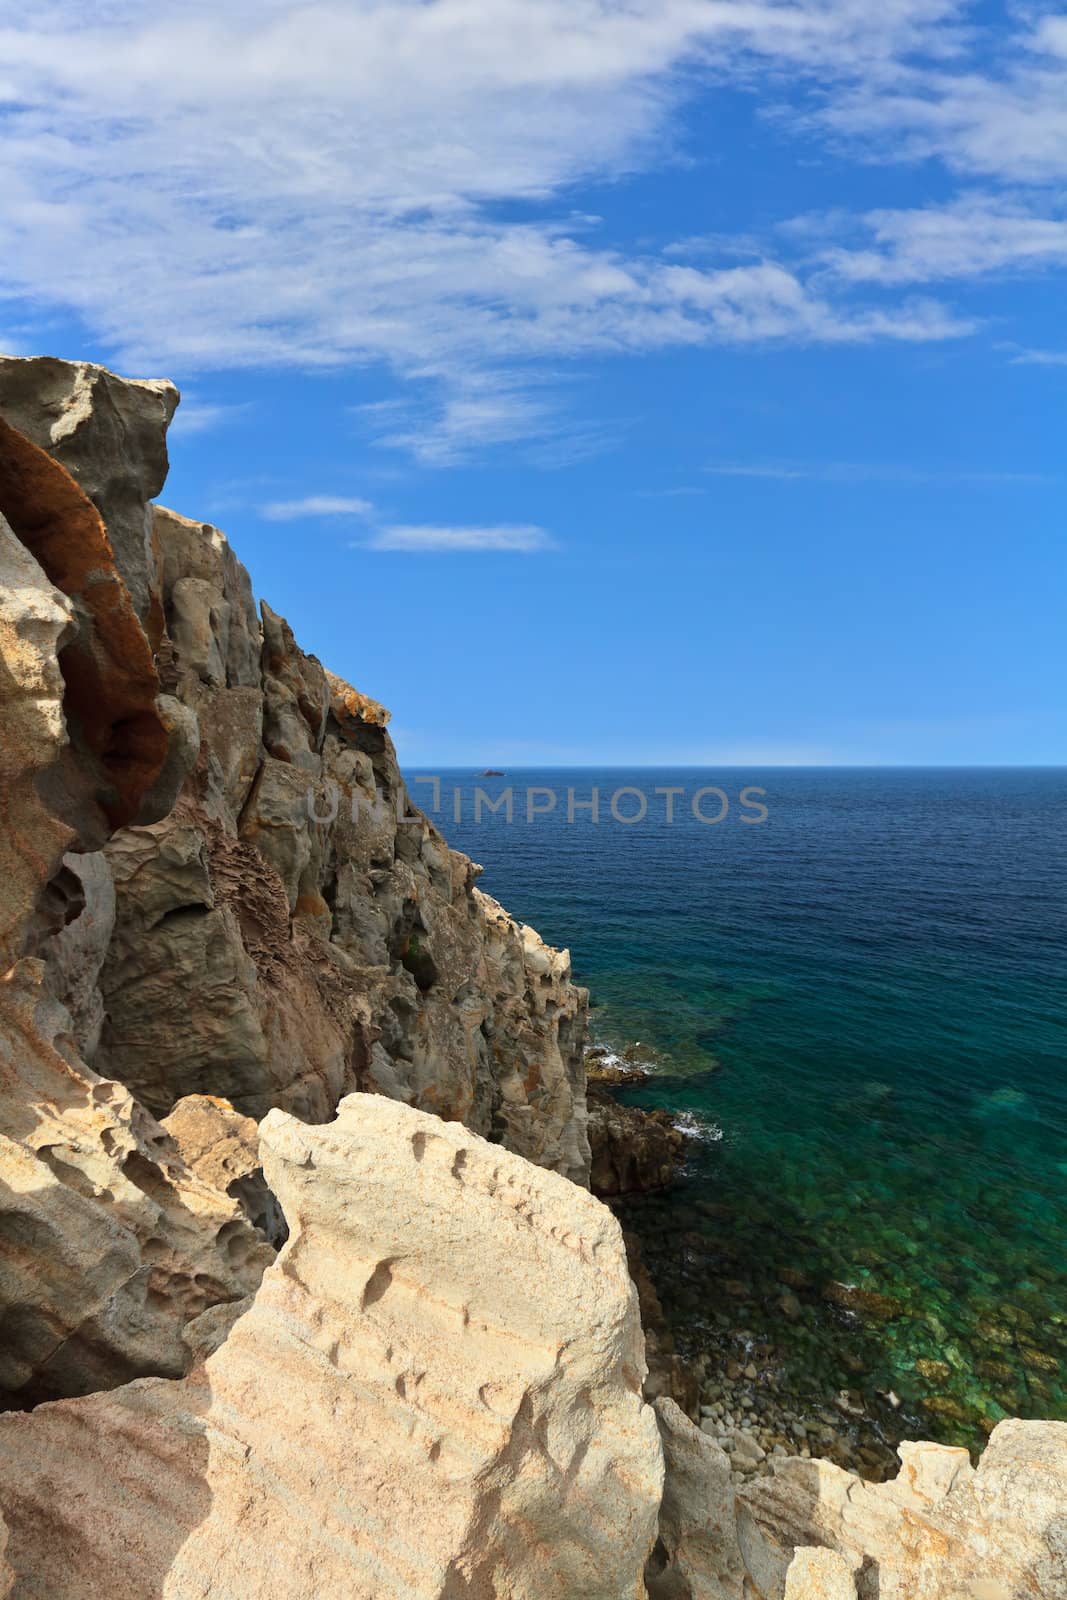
(422, 768, 1067, 1446)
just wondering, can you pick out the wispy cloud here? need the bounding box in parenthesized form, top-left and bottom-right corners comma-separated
(816, 14, 1067, 183)
(0, 0, 1000, 463)
(364, 524, 555, 553)
(1005, 346, 1067, 367)
(815, 196, 1067, 286)
(168, 397, 254, 437)
(704, 462, 1055, 485)
(262, 495, 375, 521)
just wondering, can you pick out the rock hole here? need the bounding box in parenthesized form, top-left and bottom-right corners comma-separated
(361, 1258, 395, 1310)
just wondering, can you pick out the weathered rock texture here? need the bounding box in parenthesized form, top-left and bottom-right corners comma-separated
(737, 1418, 1067, 1598)
(0, 1096, 664, 1599)
(0, 356, 178, 625)
(0, 959, 274, 1406)
(646, 1403, 1067, 1600)
(162, 1093, 287, 1248)
(0, 353, 589, 1403)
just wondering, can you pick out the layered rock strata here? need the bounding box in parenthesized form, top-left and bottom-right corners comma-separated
(0, 1096, 664, 1600)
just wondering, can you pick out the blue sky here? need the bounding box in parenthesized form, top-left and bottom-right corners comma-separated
(2, 1, 1064, 764)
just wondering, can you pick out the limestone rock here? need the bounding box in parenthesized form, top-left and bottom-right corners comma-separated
(647, 1398, 745, 1599)
(0, 511, 75, 971)
(1, 352, 591, 1183)
(645, 1404, 1067, 1600)
(736, 1419, 1067, 1600)
(0, 407, 178, 837)
(0, 1095, 663, 1598)
(0, 355, 177, 624)
(38, 851, 115, 1061)
(0, 960, 274, 1405)
(0, 1513, 11, 1599)
(162, 1094, 286, 1247)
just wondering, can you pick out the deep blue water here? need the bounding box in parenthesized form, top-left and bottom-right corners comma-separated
(414, 768, 1067, 1443)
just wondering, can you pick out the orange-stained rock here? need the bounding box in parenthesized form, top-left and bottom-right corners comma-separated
(0, 416, 168, 830)
(326, 666, 391, 728)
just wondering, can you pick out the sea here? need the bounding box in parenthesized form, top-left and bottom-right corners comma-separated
(411, 767, 1067, 1447)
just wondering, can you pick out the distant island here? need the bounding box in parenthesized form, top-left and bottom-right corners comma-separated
(480, 768, 506, 777)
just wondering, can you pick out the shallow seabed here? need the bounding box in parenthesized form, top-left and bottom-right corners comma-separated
(424, 767, 1067, 1451)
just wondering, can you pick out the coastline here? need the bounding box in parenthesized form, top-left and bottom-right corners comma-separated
(588, 1038, 972, 1483)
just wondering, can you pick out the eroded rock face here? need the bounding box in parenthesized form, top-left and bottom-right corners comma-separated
(0, 1513, 11, 1599)
(646, 1397, 745, 1600)
(92, 494, 590, 1176)
(742, 1420, 1067, 1593)
(0, 353, 591, 1411)
(0, 511, 75, 972)
(0, 356, 178, 626)
(1, 353, 589, 1167)
(0, 1096, 663, 1599)
(650, 1405, 1067, 1600)
(783, 1548, 857, 1600)
(162, 1094, 287, 1248)
(0, 962, 273, 1406)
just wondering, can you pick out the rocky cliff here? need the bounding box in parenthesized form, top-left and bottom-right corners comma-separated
(0, 353, 588, 1403)
(0, 355, 1063, 1599)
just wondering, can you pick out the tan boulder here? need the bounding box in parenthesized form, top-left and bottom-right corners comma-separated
(0, 1095, 663, 1598)
(162, 1094, 286, 1246)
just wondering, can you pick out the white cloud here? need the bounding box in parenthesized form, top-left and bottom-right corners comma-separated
(818, 17, 1067, 183)
(365, 524, 555, 552)
(817, 196, 1067, 285)
(262, 495, 375, 520)
(0, 0, 989, 462)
